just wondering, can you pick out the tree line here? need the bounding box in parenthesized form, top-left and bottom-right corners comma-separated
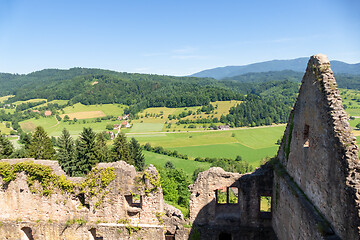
(1, 127, 145, 176)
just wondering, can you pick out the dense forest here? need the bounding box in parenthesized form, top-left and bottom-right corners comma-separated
(0, 68, 302, 128)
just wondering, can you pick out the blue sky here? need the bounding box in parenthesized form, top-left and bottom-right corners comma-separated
(0, 0, 359, 76)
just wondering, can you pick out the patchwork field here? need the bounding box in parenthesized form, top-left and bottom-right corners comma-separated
(15, 100, 286, 168)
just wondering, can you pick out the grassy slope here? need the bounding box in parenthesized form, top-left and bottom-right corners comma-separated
(62, 103, 126, 116)
(0, 123, 12, 134)
(144, 151, 211, 176)
(20, 117, 119, 137)
(0, 95, 15, 103)
(13, 98, 47, 105)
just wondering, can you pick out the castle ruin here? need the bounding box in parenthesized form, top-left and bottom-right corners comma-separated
(1, 54, 359, 239)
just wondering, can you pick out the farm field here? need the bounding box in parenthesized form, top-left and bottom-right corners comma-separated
(129, 123, 165, 133)
(144, 151, 211, 176)
(61, 103, 126, 116)
(131, 125, 285, 167)
(20, 117, 118, 137)
(14, 100, 286, 168)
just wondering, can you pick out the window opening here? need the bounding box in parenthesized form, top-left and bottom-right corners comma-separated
(303, 124, 310, 148)
(125, 194, 142, 208)
(216, 187, 227, 204)
(89, 228, 103, 240)
(260, 195, 272, 219)
(260, 196, 271, 212)
(228, 187, 238, 204)
(219, 232, 232, 240)
(165, 231, 175, 240)
(21, 227, 34, 240)
(216, 187, 239, 204)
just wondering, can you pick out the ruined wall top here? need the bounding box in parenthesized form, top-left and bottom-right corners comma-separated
(276, 54, 360, 239)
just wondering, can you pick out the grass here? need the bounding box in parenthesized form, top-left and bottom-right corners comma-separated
(340, 89, 360, 116)
(133, 100, 242, 126)
(16, 100, 284, 167)
(60, 111, 106, 120)
(20, 117, 119, 137)
(34, 100, 69, 108)
(129, 123, 164, 133)
(168, 144, 277, 167)
(61, 103, 126, 116)
(131, 125, 285, 167)
(0, 123, 12, 135)
(0, 95, 15, 103)
(144, 151, 211, 176)
(13, 98, 47, 105)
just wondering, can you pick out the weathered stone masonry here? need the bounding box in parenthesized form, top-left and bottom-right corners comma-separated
(0, 159, 188, 240)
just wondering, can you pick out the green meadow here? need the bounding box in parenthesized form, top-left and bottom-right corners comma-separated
(144, 151, 211, 176)
(0, 95, 14, 103)
(20, 117, 118, 137)
(131, 125, 285, 167)
(62, 103, 126, 116)
(0, 123, 12, 135)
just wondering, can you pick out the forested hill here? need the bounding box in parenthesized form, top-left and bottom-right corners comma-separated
(191, 58, 360, 79)
(221, 70, 360, 90)
(0, 68, 301, 117)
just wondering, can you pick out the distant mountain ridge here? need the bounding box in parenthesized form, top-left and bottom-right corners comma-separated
(191, 57, 360, 79)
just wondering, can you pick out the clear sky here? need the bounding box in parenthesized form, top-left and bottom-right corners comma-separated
(0, 0, 359, 76)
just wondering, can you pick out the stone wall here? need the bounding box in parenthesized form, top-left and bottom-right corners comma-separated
(0, 159, 188, 240)
(188, 164, 276, 240)
(274, 54, 360, 239)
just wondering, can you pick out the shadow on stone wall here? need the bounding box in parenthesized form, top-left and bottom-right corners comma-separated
(187, 163, 277, 240)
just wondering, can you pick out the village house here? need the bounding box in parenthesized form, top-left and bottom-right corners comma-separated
(121, 121, 131, 128)
(106, 131, 115, 140)
(113, 124, 120, 130)
(44, 110, 52, 117)
(117, 114, 129, 121)
(218, 125, 230, 130)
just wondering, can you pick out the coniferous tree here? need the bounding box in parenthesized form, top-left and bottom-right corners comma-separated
(28, 126, 56, 159)
(112, 132, 132, 165)
(129, 137, 145, 171)
(0, 131, 14, 158)
(95, 132, 111, 162)
(75, 127, 97, 175)
(57, 128, 76, 176)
